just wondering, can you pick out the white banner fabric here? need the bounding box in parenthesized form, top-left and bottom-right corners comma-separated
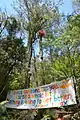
(6, 79, 77, 109)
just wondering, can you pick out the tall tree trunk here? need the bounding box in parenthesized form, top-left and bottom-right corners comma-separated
(39, 36, 43, 61)
(25, 34, 33, 88)
(33, 48, 38, 86)
(39, 36, 45, 85)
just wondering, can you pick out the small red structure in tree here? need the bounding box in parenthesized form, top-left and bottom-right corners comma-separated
(39, 30, 46, 37)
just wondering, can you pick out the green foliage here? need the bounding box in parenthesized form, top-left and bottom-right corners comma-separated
(0, 12, 26, 102)
(0, 1, 80, 120)
(41, 109, 56, 120)
(0, 101, 8, 120)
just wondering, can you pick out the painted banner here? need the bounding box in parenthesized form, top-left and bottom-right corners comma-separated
(6, 80, 77, 109)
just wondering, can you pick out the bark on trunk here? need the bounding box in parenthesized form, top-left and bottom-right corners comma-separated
(25, 35, 33, 88)
(39, 36, 45, 85)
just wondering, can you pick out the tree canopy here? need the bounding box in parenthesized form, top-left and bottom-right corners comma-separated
(0, 0, 80, 120)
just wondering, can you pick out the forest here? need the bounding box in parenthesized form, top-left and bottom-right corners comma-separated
(0, 0, 80, 120)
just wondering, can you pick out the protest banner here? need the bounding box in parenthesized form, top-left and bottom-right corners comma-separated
(6, 79, 76, 109)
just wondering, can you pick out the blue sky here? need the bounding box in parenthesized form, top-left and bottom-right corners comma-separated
(59, 0, 73, 15)
(0, 0, 14, 14)
(0, 0, 73, 54)
(0, 0, 73, 15)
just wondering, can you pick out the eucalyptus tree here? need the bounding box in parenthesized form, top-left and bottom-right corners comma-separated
(14, 0, 61, 88)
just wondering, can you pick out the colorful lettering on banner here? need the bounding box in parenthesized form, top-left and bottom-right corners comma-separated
(24, 90, 30, 94)
(31, 94, 35, 98)
(6, 79, 77, 109)
(53, 94, 71, 102)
